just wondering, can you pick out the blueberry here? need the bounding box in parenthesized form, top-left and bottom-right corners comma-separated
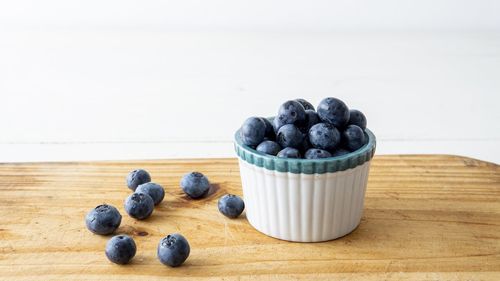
(126, 169, 151, 191)
(240, 117, 266, 146)
(218, 194, 245, 218)
(259, 117, 275, 140)
(300, 137, 312, 154)
(180, 172, 210, 199)
(342, 124, 366, 151)
(256, 140, 281, 156)
(298, 109, 320, 133)
(305, 148, 332, 159)
(105, 235, 136, 265)
(332, 148, 350, 157)
(308, 123, 340, 151)
(294, 98, 315, 111)
(276, 124, 305, 149)
(85, 204, 122, 235)
(348, 109, 367, 130)
(136, 182, 165, 206)
(277, 147, 301, 158)
(157, 233, 190, 267)
(272, 115, 286, 133)
(276, 100, 306, 127)
(124, 192, 154, 220)
(317, 97, 350, 128)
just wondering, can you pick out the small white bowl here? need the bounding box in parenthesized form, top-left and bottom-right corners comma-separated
(234, 127, 376, 242)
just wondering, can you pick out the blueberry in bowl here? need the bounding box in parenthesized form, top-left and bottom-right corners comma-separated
(260, 117, 276, 140)
(304, 148, 332, 159)
(276, 100, 307, 128)
(348, 109, 367, 130)
(299, 109, 320, 133)
(240, 117, 267, 147)
(277, 147, 301, 159)
(276, 124, 305, 150)
(256, 140, 281, 156)
(317, 97, 350, 128)
(308, 123, 340, 151)
(342, 124, 367, 152)
(295, 98, 315, 111)
(331, 148, 351, 157)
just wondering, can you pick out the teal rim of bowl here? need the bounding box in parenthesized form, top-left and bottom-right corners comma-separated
(234, 127, 376, 175)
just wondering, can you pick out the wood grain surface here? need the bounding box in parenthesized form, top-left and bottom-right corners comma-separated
(0, 155, 498, 280)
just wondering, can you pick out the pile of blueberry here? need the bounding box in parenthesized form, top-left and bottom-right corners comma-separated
(85, 169, 245, 267)
(239, 97, 368, 159)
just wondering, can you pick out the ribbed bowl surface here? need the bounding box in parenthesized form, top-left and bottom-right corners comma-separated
(234, 125, 376, 242)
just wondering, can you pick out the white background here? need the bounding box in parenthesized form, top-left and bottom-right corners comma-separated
(1, 0, 499, 163)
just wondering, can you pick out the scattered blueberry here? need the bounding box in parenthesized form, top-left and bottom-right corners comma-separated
(256, 140, 281, 156)
(180, 172, 210, 199)
(157, 233, 190, 267)
(276, 124, 305, 149)
(348, 109, 367, 130)
(277, 147, 301, 158)
(240, 117, 266, 146)
(259, 117, 275, 140)
(218, 194, 245, 218)
(126, 169, 151, 191)
(105, 235, 136, 265)
(305, 148, 332, 159)
(332, 148, 351, 157)
(317, 97, 350, 128)
(295, 98, 315, 111)
(124, 192, 154, 220)
(308, 123, 340, 151)
(342, 124, 367, 151)
(136, 182, 165, 206)
(85, 204, 122, 235)
(276, 100, 306, 127)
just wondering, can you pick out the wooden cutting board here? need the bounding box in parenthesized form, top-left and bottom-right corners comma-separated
(0, 155, 499, 280)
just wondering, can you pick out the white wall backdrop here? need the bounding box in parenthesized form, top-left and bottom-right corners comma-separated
(1, 0, 500, 31)
(1, 1, 499, 163)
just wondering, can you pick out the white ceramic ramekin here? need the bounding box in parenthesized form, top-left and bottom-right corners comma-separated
(234, 128, 376, 242)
